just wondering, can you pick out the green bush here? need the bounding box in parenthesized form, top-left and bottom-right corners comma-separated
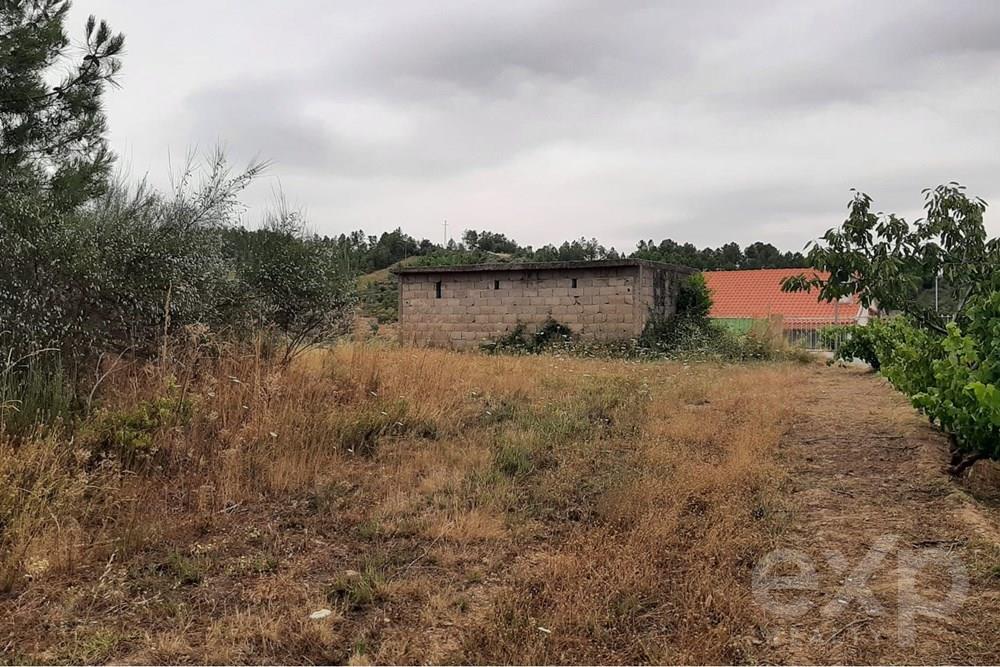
(638, 273, 714, 352)
(872, 317, 940, 399)
(78, 395, 192, 470)
(904, 296, 1000, 458)
(221, 210, 356, 362)
(358, 277, 399, 324)
(823, 322, 884, 369)
(482, 317, 573, 354)
(870, 303, 1000, 459)
(675, 272, 712, 320)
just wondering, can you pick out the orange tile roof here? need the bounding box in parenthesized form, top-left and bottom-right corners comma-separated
(702, 268, 861, 324)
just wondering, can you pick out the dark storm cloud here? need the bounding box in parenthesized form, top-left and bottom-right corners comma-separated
(83, 0, 1000, 248)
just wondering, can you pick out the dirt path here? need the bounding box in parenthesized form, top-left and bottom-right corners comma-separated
(763, 365, 1000, 664)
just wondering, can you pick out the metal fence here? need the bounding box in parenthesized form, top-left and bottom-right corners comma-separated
(782, 317, 852, 350)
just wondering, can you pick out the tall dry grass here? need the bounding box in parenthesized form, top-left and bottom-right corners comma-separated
(0, 341, 809, 664)
(467, 366, 794, 663)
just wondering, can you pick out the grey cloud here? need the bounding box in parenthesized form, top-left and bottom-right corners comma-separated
(182, 80, 329, 169)
(667, 1, 1000, 111)
(344, 1, 713, 95)
(83, 0, 1000, 249)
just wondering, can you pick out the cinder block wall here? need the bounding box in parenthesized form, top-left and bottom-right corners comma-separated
(397, 263, 689, 350)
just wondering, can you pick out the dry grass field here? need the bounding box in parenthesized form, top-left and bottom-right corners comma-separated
(0, 343, 806, 664)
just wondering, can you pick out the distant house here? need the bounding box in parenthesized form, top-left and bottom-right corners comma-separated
(702, 268, 875, 345)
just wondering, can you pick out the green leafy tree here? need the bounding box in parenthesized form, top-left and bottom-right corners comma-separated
(632, 238, 803, 270)
(788, 184, 1000, 463)
(533, 237, 608, 262)
(462, 229, 522, 254)
(782, 184, 999, 334)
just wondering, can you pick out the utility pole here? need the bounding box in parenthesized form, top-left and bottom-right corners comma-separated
(935, 270, 940, 312)
(443, 219, 449, 247)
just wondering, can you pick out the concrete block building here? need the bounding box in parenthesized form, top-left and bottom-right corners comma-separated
(393, 259, 695, 349)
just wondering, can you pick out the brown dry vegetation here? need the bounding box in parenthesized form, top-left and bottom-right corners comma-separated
(0, 343, 806, 664)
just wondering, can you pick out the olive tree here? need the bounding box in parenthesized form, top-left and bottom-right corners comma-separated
(222, 202, 356, 363)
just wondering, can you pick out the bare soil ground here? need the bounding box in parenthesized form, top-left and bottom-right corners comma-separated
(764, 364, 1000, 664)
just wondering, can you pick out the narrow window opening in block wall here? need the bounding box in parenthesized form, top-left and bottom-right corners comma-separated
(494, 280, 500, 290)
(435, 281, 442, 298)
(571, 278, 578, 289)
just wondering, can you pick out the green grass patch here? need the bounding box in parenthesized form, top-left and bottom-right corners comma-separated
(334, 399, 437, 456)
(327, 561, 386, 610)
(162, 551, 205, 587)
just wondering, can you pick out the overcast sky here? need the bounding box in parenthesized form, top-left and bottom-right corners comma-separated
(72, 0, 1000, 252)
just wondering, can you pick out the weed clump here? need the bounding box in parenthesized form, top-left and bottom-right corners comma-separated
(78, 394, 192, 470)
(162, 552, 204, 586)
(482, 317, 573, 354)
(327, 562, 385, 610)
(333, 399, 437, 456)
(494, 439, 536, 478)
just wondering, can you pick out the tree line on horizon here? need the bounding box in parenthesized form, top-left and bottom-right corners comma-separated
(312, 227, 808, 277)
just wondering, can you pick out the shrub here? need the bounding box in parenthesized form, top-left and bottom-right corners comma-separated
(867, 306, 1000, 460)
(639, 273, 714, 352)
(899, 295, 1000, 459)
(3, 163, 357, 429)
(221, 204, 356, 362)
(358, 277, 399, 324)
(822, 322, 883, 369)
(872, 317, 940, 399)
(675, 272, 712, 320)
(2, 159, 257, 369)
(78, 394, 192, 470)
(483, 317, 573, 354)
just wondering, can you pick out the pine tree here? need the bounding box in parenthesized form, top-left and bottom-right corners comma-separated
(1, 0, 124, 209)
